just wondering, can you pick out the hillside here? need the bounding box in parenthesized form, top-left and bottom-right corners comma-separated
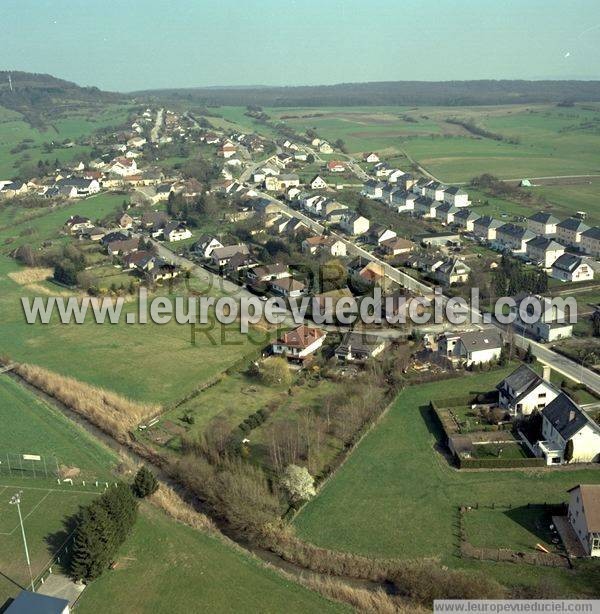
(138, 79, 600, 108)
(0, 71, 123, 127)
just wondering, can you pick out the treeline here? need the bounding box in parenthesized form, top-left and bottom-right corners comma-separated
(446, 118, 519, 144)
(139, 80, 600, 108)
(492, 254, 548, 296)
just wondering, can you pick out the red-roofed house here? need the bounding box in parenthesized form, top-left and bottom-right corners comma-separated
(327, 160, 346, 173)
(271, 325, 327, 361)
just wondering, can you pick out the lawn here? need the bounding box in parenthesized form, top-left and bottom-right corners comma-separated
(76, 504, 347, 614)
(0, 376, 116, 476)
(0, 256, 259, 404)
(294, 368, 600, 593)
(0, 480, 100, 606)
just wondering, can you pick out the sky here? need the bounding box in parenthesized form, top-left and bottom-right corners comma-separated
(1, 0, 600, 92)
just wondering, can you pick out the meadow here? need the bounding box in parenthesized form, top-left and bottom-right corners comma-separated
(294, 369, 600, 594)
(76, 504, 346, 614)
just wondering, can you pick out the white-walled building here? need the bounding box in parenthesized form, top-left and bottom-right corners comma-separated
(567, 485, 600, 557)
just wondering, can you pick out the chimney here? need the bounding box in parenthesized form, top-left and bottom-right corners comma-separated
(569, 410, 576, 422)
(542, 365, 551, 382)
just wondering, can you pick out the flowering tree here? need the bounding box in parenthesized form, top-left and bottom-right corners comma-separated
(280, 464, 316, 503)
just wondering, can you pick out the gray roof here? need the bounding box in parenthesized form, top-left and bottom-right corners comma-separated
(526, 236, 563, 251)
(496, 364, 545, 400)
(552, 253, 585, 273)
(336, 331, 385, 357)
(557, 218, 590, 232)
(212, 244, 250, 260)
(542, 393, 599, 440)
(582, 226, 600, 240)
(444, 186, 467, 195)
(56, 177, 94, 189)
(528, 211, 559, 224)
(6, 590, 69, 614)
(474, 215, 502, 229)
(498, 223, 535, 240)
(457, 330, 503, 352)
(454, 208, 479, 221)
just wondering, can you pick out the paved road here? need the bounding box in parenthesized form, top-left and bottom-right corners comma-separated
(150, 108, 164, 143)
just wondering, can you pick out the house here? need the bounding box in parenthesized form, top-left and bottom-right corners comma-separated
(369, 225, 396, 245)
(327, 160, 346, 173)
(64, 215, 93, 234)
(387, 169, 405, 184)
(274, 152, 293, 168)
(363, 152, 380, 163)
(361, 179, 384, 199)
(265, 174, 300, 191)
(271, 325, 326, 362)
(443, 186, 469, 207)
(211, 244, 250, 267)
(380, 237, 415, 256)
(525, 236, 565, 268)
(219, 142, 237, 158)
(55, 177, 100, 197)
(293, 151, 308, 162)
(436, 202, 460, 225)
(437, 329, 503, 367)
(106, 237, 139, 256)
(510, 293, 574, 342)
(155, 183, 173, 201)
(80, 226, 107, 241)
(109, 157, 138, 176)
(551, 254, 594, 282)
(423, 181, 447, 202)
(473, 216, 502, 241)
(335, 331, 386, 362)
(357, 261, 386, 285)
(117, 212, 134, 229)
(581, 226, 600, 258)
(302, 236, 347, 257)
(340, 212, 370, 236)
(309, 175, 328, 190)
(225, 251, 258, 275)
(373, 162, 392, 178)
(395, 173, 416, 191)
(127, 136, 147, 149)
(496, 223, 536, 253)
(567, 485, 600, 556)
(269, 276, 307, 298)
(164, 221, 192, 242)
(453, 209, 480, 232)
(0, 180, 27, 198)
(319, 141, 333, 154)
(5, 591, 69, 614)
(390, 189, 417, 213)
(496, 364, 559, 416)
(253, 197, 281, 217)
(414, 196, 438, 218)
(122, 250, 156, 271)
(247, 263, 290, 283)
(194, 235, 223, 258)
(147, 261, 180, 282)
(556, 218, 590, 248)
(539, 394, 600, 465)
(415, 231, 460, 247)
(435, 258, 471, 285)
(527, 211, 559, 237)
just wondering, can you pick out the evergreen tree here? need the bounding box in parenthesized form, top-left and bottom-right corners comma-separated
(132, 466, 159, 498)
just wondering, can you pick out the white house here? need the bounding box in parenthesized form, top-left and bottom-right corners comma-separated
(309, 175, 328, 190)
(473, 216, 502, 241)
(443, 186, 469, 207)
(525, 236, 565, 268)
(302, 236, 347, 257)
(539, 394, 600, 465)
(362, 179, 385, 199)
(390, 190, 417, 213)
(582, 227, 600, 258)
(319, 141, 333, 154)
(340, 212, 370, 236)
(335, 331, 386, 362)
(269, 277, 307, 298)
(509, 293, 573, 342)
(496, 364, 559, 416)
(437, 329, 503, 367)
(556, 218, 590, 248)
(423, 181, 447, 202)
(567, 485, 600, 557)
(551, 254, 594, 283)
(109, 157, 138, 177)
(453, 209, 480, 232)
(271, 325, 326, 362)
(527, 211, 559, 237)
(496, 223, 536, 253)
(164, 222, 192, 242)
(194, 235, 223, 258)
(363, 152, 380, 163)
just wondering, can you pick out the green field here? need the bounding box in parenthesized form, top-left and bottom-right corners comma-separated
(0, 103, 133, 179)
(77, 504, 346, 614)
(257, 104, 600, 184)
(0, 480, 100, 605)
(294, 369, 600, 593)
(0, 376, 116, 476)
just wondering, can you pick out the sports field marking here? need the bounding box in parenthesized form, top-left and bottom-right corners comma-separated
(0, 490, 52, 536)
(0, 483, 106, 496)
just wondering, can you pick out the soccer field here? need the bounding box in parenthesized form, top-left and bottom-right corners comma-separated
(0, 481, 99, 606)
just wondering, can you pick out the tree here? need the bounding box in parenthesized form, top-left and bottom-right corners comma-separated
(498, 345, 508, 366)
(132, 466, 159, 498)
(592, 310, 600, 337)
(259, 357, 292, 386)
(524, 344, 535, 364)
(564, 439, 574, 463)
(280, 464, 316, 504)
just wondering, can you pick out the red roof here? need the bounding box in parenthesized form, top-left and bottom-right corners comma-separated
(327, 160, 346, 170)
(278, 325, 325, 349)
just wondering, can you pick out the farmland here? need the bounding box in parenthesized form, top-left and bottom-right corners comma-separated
(76, 504, 346, 614)
(294, 370, 600, 594)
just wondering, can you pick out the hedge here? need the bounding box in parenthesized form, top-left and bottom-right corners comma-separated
(458, 457, 545, 469)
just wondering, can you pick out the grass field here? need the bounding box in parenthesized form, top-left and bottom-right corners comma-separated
(76, 504, 346, 614)
(0, 103, 133, 179)
(0, 480, 101, 606)
(0, 376, 116, 476)
(294, 369, 600, 593)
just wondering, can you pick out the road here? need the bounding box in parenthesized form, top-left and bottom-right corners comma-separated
(150, 108, 164, 143)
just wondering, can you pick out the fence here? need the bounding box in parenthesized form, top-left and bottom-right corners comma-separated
(0, 452, 58, 479)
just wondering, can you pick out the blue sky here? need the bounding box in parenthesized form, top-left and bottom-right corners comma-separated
(1, 0, 600, 91)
